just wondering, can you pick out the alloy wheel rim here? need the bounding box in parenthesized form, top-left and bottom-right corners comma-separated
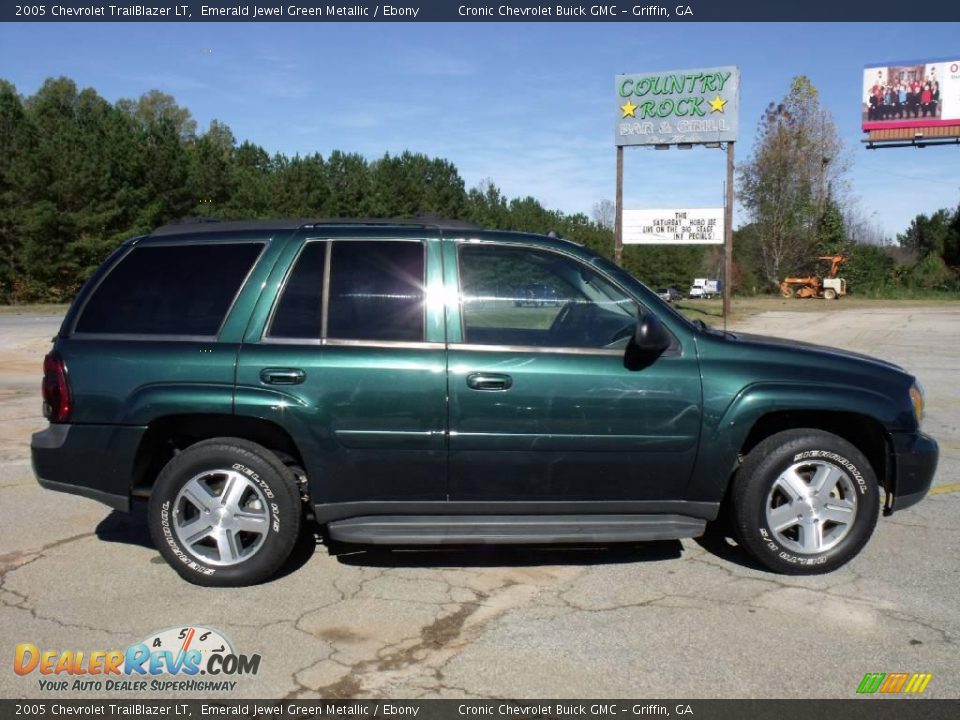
(172, 469, 270, 567)
(765, 460, 858, 555)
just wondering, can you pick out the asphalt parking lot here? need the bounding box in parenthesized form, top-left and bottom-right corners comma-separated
(1, 304, 958, 700)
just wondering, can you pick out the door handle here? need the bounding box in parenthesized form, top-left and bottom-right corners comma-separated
(260, 368, 306, 385)
(466, 373, 513, 391)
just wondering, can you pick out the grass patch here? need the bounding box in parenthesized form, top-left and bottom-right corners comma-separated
(675, 294, 960, 326)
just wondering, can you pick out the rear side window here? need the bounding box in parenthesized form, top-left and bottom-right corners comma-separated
(327, 241, 425, 342)
(75, 243, 263, 336)
(268, 241, 327, 339)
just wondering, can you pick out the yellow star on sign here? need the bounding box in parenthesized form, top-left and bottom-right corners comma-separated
(708, 94, 728, 113)
(620, 100, 638, 118)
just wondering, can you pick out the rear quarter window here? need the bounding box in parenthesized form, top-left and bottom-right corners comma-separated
(74, 242, 263, 336)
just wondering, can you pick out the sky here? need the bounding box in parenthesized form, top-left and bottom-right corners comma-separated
(0, 22, 958, 238)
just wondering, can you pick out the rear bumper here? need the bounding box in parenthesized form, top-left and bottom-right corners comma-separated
(890, 430, 939, 512)
(31, 424, 145, 512)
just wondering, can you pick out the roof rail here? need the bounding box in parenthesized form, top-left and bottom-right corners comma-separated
(151, 215, 481, 235)
(164, 216, 222, 225)
(297, 214, 481, 230)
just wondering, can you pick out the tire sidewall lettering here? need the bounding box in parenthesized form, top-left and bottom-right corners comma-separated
(231, 462, 276, 499)
(231, 462, 280, 532)
(792, 449, 867, 494)
(159, 500, 216, 576)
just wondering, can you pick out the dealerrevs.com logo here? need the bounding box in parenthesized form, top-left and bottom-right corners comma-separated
(14, 626, 260, 693)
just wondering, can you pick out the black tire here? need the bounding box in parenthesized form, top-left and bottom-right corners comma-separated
(732, 429, 879, 574)
(148, 438, 302, 587)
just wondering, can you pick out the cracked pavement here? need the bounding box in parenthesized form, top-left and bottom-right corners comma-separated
(1, 304, 958, 699)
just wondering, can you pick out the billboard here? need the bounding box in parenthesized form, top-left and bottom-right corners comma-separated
(615, 66, 740, 146)
(862, 58, 960, 131)
(622, 208, 724, 245)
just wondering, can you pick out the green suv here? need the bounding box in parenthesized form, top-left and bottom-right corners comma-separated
(31, 219, 938, 586)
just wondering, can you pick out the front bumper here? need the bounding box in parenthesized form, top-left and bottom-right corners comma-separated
(31, 423, 145, 512)
(889, 430, 939, 512)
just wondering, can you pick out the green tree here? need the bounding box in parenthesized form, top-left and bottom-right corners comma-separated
(118, 90, 197, 141)
(0, 81, 30, 299)
(738, 76, 848, 289)
(814, 192, 846, 257)
(270, 153, 329, 216)
(325, 151, 372, 216)
(369, 152, 466, 218)
(897, 209, 953, 259)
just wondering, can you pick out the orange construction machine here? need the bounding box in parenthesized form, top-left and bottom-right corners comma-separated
(780, 255, 848, 300)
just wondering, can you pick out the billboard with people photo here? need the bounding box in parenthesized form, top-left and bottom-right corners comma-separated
(862, 58, 960, 131)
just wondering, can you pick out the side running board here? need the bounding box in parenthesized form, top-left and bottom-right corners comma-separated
(326, 514, 706, 545)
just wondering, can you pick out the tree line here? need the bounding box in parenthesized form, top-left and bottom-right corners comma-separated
(0, 77, 620, 303)
(0, 75, 956, 304)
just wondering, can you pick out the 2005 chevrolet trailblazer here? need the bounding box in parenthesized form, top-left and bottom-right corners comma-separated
(31, 219, 938, 585)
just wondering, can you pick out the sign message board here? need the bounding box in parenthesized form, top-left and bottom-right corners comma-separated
(615, 66, 740, 146)
(622, 208, 724, 245)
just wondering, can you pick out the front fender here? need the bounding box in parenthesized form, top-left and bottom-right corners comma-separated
(684, 381, 907, 502)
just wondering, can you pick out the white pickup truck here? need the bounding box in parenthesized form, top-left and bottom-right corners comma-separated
(688, 278, 720, 299)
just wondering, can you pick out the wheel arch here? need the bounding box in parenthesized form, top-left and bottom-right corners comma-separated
(131, 414, 306, 498)
(739, 410, 891, 501)
(689, 380, 903, 508)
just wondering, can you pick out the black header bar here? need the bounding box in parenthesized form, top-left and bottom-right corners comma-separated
(3, 0, 960, 22)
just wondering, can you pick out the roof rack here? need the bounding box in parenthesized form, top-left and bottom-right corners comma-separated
(150, 215, 481, 236)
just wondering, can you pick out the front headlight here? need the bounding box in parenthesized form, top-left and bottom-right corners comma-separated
(910, 383, 925, 426)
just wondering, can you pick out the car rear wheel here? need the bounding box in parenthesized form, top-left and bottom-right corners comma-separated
(732, 429, 879, 574)
(148, 438, 302, 586)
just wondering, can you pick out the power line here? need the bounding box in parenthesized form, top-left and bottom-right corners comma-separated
(857, 164, 960, 188)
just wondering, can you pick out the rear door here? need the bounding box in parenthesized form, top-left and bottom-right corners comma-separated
(235, 233, 448, 506)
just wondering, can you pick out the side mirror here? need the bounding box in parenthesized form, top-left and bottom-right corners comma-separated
(632, 312, 671, 356)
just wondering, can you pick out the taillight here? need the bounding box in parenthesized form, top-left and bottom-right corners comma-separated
(42, 352, 71, 423)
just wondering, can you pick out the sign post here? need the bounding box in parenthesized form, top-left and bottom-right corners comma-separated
(724, 142, 734, 321)
(614, 146, 624, 266)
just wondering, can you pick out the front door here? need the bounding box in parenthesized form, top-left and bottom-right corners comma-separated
(446, 241, 701, 503)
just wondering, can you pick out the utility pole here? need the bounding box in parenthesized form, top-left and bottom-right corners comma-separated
(723, 142, 735, 324)
(614, 146, 624, 266)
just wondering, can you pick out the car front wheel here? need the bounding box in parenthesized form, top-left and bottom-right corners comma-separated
(732, 429, 879, 574)
(148, 438, 302, 586)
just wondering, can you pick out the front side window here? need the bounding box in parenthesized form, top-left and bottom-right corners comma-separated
(458, 244, 638, 349)
(327, 241, 426, 342)
(75, 243, 263, 336)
